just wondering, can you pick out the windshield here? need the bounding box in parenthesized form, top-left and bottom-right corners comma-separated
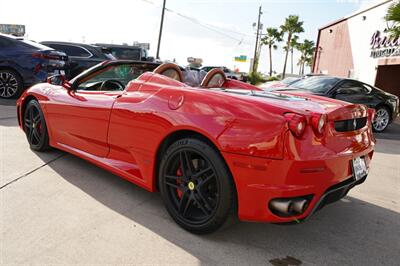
(75, 62, 159, 90)
(289, 76, 340, 93)
(282, 77, 300, 85)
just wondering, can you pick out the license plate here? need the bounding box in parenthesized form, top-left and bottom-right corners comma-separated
(352, 157, 367, 181)
(54, 70, 65, 75)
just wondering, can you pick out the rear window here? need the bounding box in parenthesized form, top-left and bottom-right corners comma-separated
(289, 76, 340, 93)
(21, 39, 52, 50)
(46, 44, 92, 57)
(109, 47, 141, 60)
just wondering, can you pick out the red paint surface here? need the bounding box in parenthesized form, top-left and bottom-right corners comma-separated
(17, 68, 375, 223)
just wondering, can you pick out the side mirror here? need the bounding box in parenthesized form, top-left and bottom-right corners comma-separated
(47, 74, 72, 90)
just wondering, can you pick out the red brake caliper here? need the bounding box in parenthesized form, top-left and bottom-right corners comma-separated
(176, 166, 183, 198)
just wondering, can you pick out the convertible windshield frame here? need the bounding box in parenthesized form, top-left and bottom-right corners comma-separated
(70, 60, 161, 90)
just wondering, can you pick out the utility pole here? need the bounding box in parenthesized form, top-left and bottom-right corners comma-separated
(156, 0, 166, 59)
(252, 5, 262, 74)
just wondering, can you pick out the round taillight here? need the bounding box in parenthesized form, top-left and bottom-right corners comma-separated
(311, 114, 327, 136)
(284, 113, 307, 138)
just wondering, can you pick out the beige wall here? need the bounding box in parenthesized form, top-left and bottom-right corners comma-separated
(314, 20, 354, 78)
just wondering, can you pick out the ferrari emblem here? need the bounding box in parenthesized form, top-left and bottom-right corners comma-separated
(188, 181, 195, 190)
(353, 119, 357, 129)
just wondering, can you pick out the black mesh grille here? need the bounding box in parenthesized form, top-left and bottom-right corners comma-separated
(334, 117, 367, 132)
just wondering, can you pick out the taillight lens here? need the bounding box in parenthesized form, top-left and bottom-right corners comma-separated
(311, 113, 327, 136)
(32, 53, 60, 60)
(284, 113, 307, 138)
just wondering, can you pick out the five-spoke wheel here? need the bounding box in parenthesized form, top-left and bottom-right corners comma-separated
(24, 100, 50, 151)
(159, 138, 235, 234)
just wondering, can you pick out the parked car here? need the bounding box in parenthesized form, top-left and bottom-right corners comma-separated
(40, 41, 116, 78)
(94, 43, 148, 61)
(0, 33, 68, 98)
(271, 76, 399, 132)
(200, 66, 244, 81)
(261, 77, 301, 90)
(17, 62, 375, 233)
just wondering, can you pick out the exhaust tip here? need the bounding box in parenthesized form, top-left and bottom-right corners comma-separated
(269, 197, 311, 217)
(269, 199, 294, 215)
(292, 199, 308, 214)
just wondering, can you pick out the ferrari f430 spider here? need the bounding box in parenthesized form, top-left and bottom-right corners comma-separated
(17, 61, 375, 234)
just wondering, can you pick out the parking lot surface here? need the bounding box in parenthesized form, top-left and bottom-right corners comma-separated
(1, 99, 399, 265)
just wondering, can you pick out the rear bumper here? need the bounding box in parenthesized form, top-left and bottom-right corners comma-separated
(222, 146, 374, 223)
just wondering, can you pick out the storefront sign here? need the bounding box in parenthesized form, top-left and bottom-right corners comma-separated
(0, 24, 25, 36)
(370, 30, 400, 58)
(234, 55, 247, 62)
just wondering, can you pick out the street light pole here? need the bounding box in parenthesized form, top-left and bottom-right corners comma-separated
(252, 5, 262, 74)
(156, 0, 166, 59)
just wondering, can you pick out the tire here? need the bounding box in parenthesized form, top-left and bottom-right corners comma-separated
(0, 69, 23, 99)
(23, 100, 51, 151)
(159, 138, 236, 234)
(372, 106, 391, 132)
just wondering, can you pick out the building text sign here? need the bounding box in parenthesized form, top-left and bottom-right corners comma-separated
(370, 30, 400, 58)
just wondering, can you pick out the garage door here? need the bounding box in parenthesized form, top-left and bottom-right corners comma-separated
(375, 65, 400, 98)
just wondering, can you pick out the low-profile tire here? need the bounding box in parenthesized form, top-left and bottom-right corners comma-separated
(372, 106, 390, 132)
(23, 100, 51, 151)
(159, 138, 236, 234)
(0, 69, 23, 99)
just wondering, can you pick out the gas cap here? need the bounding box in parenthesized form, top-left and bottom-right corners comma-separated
(168, 95, 185, 110)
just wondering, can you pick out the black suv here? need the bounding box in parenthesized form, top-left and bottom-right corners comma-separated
(40, 41, 116, 78)
(94, 43, 149, 61)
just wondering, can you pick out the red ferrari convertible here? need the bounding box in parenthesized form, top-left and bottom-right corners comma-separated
(17, 61, 375, 234)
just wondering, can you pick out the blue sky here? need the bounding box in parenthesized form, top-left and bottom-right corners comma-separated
(0, 0, 378, 74)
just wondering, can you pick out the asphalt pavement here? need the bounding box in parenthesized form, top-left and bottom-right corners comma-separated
(1, 98, 399, 265)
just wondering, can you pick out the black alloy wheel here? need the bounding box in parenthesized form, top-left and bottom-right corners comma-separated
(0, 70, 23, 98)
(24, 100, 50, 151)
(159, 138, 236, 234)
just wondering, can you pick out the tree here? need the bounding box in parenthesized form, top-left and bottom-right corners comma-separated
(261, 27, 283, 77)
(280, 15, 304, 78)
(283, 35, 299, 75)
(385, 1, 400, 38)
(297, 39, 315, 75)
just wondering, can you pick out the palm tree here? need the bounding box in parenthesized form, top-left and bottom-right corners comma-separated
(385, 1, 400, 38)
(283, 35, 299, 75)
(280, 15, 304, 78)
(261, 27, 283, 77)
(297, 39, 315, 75)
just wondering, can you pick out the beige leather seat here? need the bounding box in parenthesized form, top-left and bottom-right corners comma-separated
(153, 63, 183, 82)
(200, 68, 227, 88)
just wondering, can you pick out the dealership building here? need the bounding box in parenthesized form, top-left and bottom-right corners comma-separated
(313, 0, 400, 98)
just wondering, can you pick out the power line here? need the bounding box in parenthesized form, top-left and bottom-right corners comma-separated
(140, 0, 253, 45)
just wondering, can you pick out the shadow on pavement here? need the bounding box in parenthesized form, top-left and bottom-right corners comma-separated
(0, 98, 17, 106)
(0, 116, 18, 127)
(374, 117, 400, 141)
(41, 153, 400, 265)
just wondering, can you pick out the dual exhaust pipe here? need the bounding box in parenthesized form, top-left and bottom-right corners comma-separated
(269, 198, 309, 216)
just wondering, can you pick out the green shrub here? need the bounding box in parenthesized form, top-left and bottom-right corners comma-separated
(248, 72, 267, 85)
(266, 76, 279, 81)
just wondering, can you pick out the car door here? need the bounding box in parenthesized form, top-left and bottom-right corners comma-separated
(332, 80, 374, 107)
(45, 64, 126, 157)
